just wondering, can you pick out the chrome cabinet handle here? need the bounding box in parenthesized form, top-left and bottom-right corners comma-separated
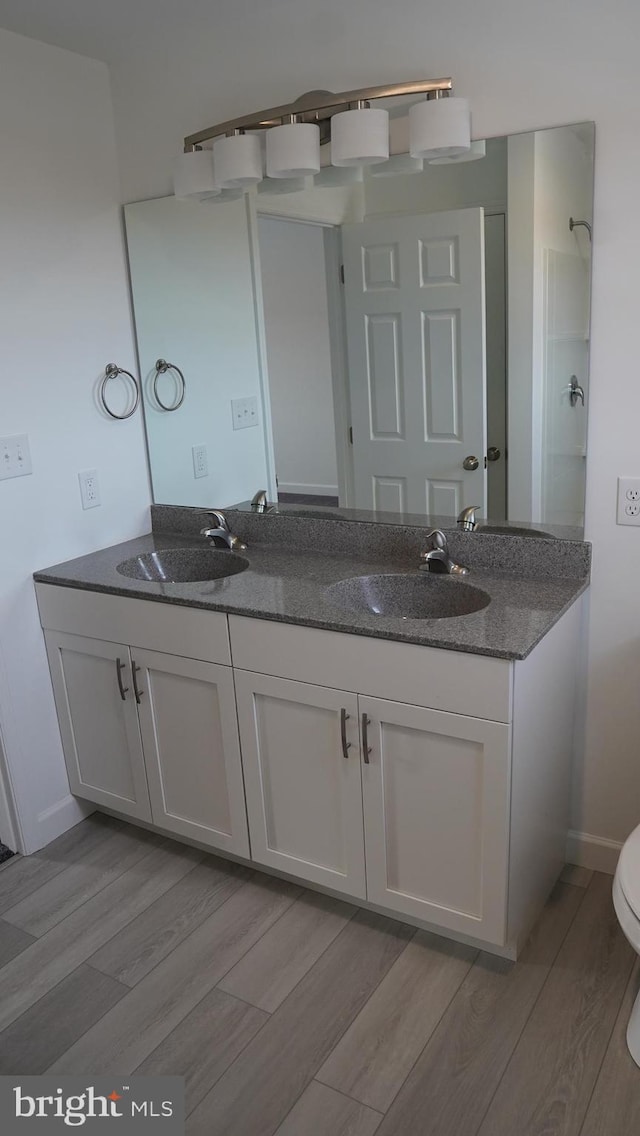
(132, 662, 144, 705)
(340, 708, 351, 759)
(341, 708, 350, 763)
(462, 455, 479, 471)
(362, 713, 372, 764)
(115, 658, 129, 701)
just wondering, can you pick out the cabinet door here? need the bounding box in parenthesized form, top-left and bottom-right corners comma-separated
(360, 695, 510, 943)
(134, 649, 249, 857)
(235, 670, 365, 897)
(45, 631, 152, 821)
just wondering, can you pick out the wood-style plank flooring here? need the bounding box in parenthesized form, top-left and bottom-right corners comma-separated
(0, 813, 637, 1134)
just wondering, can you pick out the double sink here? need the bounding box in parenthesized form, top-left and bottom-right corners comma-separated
(117, 547, 490, 621)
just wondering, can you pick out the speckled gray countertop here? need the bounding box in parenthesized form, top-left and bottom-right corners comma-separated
(34, 510, 590, 661)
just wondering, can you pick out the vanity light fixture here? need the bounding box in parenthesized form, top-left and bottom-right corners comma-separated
(175, 78, 471, 196)
(212, 131, 263, 189)
(409, 92, 471, 160)
(266, 118, 321, 178)
(330, 103, 389, 166)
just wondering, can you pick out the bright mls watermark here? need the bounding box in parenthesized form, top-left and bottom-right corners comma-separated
(0, 1078, 184, 1133)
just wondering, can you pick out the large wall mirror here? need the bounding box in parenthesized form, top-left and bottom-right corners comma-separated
(125, 121, 594, 534)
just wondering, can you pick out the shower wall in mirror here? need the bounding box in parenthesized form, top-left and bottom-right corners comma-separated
(125, 121, 594, 531)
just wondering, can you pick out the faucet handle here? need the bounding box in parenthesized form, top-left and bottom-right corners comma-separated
(457, 506, 480, 531)
(206, 509, 229, 531)
(425, 528, 448, 550)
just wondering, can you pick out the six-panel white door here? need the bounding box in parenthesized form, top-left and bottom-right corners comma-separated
(133, 648, 250, 857)
(343, 206, 488, 518)
(342, 207, 487, 517)
(360, 695, 510, 943)
(44, 631, 152, 821)
(235, 670, 366, 897)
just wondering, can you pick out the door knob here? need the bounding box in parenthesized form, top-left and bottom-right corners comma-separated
(486, 447, 501, 463)
(462, 455, 479, 471)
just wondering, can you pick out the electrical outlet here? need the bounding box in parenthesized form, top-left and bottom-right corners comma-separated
(192, 444, 208, 479)
(231, 396, 259, 431)
(78, 469, 101, 510)
(616, 477, 640, 525)
(0, 434, 32, 480)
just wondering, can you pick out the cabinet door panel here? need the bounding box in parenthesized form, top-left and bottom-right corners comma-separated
(235, 671, 365, 897)
(361, 696, 510, 943)
(44, 632, 151, 821)
(134, 649, 249, 856)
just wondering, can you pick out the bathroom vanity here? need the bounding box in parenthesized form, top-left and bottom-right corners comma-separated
(34, 510, 589, 959)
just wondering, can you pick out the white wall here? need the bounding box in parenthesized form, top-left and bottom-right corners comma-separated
(258, 216, 339, 498)
(0, 29, 151, 852)
(125, 195, 271, 507)
(105, 0, 640, 863)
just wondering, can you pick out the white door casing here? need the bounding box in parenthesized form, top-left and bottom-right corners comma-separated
(235, 670, 366, 898)
(360, 695, 510, 943)
(44, 632, 152, 822)
(342, 207, 487, 517)
(134, 649, 250, 856)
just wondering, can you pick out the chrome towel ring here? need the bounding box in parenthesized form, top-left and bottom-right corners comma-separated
(153, 359, 186, 412)
(100, 363, 140, 420)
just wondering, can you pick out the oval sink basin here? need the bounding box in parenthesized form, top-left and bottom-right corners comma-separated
(324, 574, 490, 620)
(116, 548, 249, 584)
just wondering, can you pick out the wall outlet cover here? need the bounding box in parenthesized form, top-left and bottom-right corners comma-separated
(616, 477, 640, 526)
(78, 469, 100, 510)
(192, 444, 208, 479)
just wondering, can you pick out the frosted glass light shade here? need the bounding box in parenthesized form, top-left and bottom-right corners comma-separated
(409, 97, 471, 160)
(331, 107, 389, 166)
(429, 139, 486, 165)
(173, 150, 219, 198)
(213, 133, 263, 188)
(266, 123, 320, 178)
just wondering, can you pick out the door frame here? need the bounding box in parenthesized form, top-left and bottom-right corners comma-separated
(253, 208, 353, 506)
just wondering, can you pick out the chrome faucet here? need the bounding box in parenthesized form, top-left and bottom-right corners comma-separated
(251, 489, 270, 513)
(201, 510, 247, 551)
(457, 505, 480, 531)
(419, 530, 469, 576)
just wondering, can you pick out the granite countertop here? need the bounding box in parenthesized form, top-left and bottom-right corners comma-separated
(34, 519, 590, 661)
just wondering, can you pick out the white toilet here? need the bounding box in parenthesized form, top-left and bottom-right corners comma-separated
(613, 823, 640, 1065)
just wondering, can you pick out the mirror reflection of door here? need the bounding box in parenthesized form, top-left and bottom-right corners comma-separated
(342, 208, 487, 517)
(258, 208, 506, 520)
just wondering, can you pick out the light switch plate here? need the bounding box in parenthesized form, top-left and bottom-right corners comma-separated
(616, 477, 640, 525)
(231, 396, 259, 431)
(0, 434, 32, 480)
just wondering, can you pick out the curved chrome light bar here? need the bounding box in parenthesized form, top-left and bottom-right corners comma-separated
(182, 78, 453, 151)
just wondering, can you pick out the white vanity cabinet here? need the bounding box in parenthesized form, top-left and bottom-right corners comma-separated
(37, 585, 250, 857)
(231, 616, 513, 944)
(44, 631, 153, 823)
(234, 672, 366, 897)
(36, 582, 584, 957)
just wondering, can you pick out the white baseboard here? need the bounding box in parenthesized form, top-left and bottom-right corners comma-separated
(566, 829, 623, 875)
(29, 794, 93, 855)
